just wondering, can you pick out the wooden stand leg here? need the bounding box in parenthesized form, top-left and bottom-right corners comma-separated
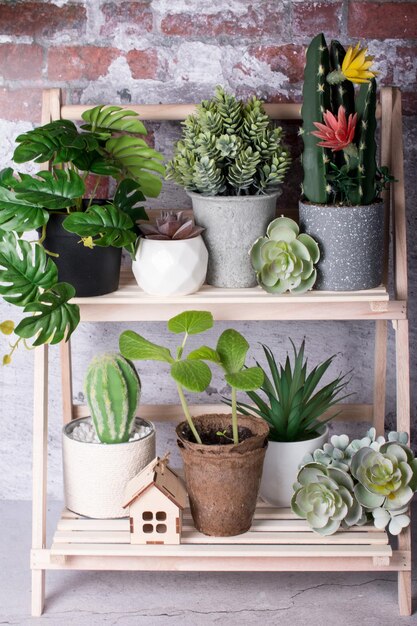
(31, 345, 49, 617)
(373, 320, 387, 436)
(395, 319, 412, 615)
(60, 340, 73, 424)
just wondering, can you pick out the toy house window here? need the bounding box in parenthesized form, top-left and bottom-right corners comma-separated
(141, 511, 168, 534)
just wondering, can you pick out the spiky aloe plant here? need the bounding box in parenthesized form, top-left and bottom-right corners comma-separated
(85, 353, 141, 444)
(166, 86, 291, 196)
(301, 34, 391, 206)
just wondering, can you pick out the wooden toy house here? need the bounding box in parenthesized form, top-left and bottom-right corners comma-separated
(123, 456, 187, 545)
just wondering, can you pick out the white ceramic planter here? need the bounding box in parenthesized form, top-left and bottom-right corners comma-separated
(132, 235, 208, 296)
(63, 416, 156, 519)
(260, 427, 328, 507)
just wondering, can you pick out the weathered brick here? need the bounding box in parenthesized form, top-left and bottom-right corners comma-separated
(393, 46, 417, 86)
(100, 2, 153, 36)
(0, 44, 43, 80)
(0, 2, 86, 38)
(348, 2, 417, 39)
(0, 88, 42, 122)
(161, 4, 286, 38)
(126, 49, 159, 80)
(84, 175, 110, 200)
(250, 45, 306, 83)
(292, 2, 343, 37)
(48, 47, 119, 81)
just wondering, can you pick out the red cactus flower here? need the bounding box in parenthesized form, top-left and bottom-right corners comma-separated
(311, 106, 357, 152)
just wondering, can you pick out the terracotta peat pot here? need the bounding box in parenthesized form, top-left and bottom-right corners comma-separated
(176, 414, 269, 536)
(188, 191, 279, 288)
(298, 200, 385, 291)
(43, 210, 122, 297)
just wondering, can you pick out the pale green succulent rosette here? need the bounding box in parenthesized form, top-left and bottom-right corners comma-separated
(351, 442, 417, 513)
(291, 463, 363, 536)
(250, 217, 320, 294)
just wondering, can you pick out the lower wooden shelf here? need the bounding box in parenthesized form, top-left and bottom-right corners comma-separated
(30, 503, 410, 574)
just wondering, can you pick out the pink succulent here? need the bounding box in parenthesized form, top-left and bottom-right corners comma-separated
(311, 106, 357, 152)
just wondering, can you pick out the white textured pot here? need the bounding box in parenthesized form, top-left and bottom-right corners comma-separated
(132, 235, 208, 296)
(63, 417, 156, 519)
(260, 427, 328, 507)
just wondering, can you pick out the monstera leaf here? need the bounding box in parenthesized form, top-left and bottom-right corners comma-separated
(81, 105, 147, 135)
(0, 187, 49, 231)
(14, 170, 85, 209)
(0, 168, 18, 189)
(15, 282, 80, 346)
(63, 203, 137, 248)
(13, 120, 98, 165)
(106, 136, 165, 197)
(113, 179, 147, 224)
(0, 233, 58, 307)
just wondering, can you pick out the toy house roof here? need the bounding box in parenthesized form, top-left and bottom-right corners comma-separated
(122, 457, 187, 510)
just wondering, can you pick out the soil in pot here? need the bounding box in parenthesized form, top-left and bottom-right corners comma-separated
(177, 414, 269, 536)
(43, 207, 122, 297)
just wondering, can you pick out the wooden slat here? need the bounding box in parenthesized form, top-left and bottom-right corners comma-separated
(60, 102, 382, 122)
(71, 402, 374, 423)
(50, 541, 392, 560)
(53, 528, 388, 546)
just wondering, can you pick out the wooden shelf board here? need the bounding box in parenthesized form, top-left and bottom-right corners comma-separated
(49, 507, 392, 561)
(72, 272, 405, 322)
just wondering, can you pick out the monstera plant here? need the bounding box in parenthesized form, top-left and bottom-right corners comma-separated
(0, 105, 164, 360)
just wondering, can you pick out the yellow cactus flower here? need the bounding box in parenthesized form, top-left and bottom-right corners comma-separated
(0, 320, 15, 335)
(341, 43, 378, 84)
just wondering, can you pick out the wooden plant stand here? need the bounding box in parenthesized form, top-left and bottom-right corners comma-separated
(30, 88, 412, 616)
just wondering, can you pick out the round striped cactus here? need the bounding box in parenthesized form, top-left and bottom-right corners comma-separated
(85, 353, 141, 444)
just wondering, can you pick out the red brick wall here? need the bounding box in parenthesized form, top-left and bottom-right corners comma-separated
(0, 0, 415, 121)
(0, 1, 415, 210)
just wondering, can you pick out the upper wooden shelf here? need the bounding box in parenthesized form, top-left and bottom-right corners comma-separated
(72, 270, 405, 323)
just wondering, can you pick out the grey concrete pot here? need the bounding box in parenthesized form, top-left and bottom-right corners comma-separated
(188, 191, 279, 288)
(299, 200, 385, 291)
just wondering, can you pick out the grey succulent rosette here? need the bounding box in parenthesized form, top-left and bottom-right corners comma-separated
(292, 429, 417, 536)
(250, 216, 320, 294)
(291, 463, 365, 536)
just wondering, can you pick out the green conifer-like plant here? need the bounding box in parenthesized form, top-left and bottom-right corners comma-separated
(166, 87, 291, 196)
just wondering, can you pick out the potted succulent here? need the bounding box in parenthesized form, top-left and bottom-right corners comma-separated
(63, 352, 155, 519)
(119, 310, 269, 537)
(250, 216, 320, 294)
(133, 211, 208, 296)
(166, 87, 291, 288)
(299, 34, 393, 290)
(0, 105, 164, 354)
(232, 340, 350, 506)
(292, 429, 417, 536)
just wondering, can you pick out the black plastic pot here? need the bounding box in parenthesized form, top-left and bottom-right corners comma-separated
(43, 209, 122, 297)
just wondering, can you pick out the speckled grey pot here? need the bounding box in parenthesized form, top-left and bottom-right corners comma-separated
(299, 200, 385, 291)
(188, 191, 279, 288)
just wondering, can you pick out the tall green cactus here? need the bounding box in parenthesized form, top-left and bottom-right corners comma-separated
(329, 41, 355, 117)
(85, 353, 141, 444)
(351, 79, 377, 205)
(301, 34, 380, 206)
(301, 33, 331, 204)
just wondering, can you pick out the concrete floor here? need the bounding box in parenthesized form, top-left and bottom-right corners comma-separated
(1, 500, 416, 626)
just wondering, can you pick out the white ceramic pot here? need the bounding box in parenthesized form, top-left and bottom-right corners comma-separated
(63, 416, 156, 519)
(260, 427, 328, 507)
(132, 235, 208, 296)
